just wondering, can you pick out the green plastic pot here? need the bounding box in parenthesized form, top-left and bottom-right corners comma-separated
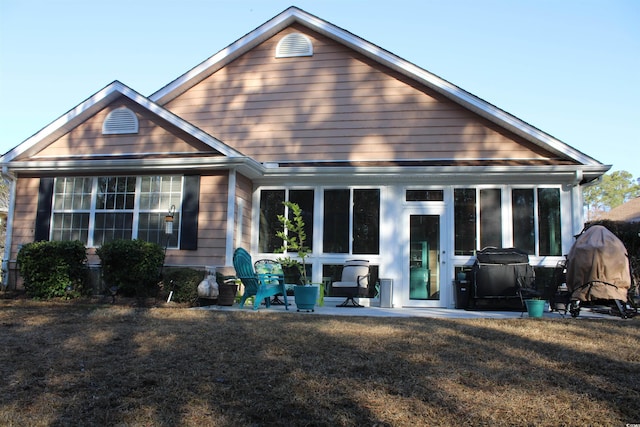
(525, 299, 545, 318)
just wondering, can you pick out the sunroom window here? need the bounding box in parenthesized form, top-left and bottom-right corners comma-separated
(511, 188, 562, 255)
(259, 189, 314, 253)
(323, 189, 379, 254)
(454, 187, 562, 256)
(258, 188, 380, 256)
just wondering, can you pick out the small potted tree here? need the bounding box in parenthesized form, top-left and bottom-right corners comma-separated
(277, 201, 318, 312)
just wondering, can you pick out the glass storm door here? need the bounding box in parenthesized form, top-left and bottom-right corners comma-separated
(407, 214, 442, 306)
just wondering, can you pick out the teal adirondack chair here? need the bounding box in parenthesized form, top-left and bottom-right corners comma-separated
(233, 248, 289, 310)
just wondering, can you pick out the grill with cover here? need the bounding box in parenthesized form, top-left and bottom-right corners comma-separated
(470, 247, 537, 309)
(565, 225, 636, 318)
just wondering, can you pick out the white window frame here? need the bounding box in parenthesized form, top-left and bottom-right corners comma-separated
(51, 175, 183, 248)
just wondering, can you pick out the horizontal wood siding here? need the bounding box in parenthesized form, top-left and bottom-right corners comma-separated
(165, 173, 229, 268)
(165, 25, 558, 163)
(9, 174, 230, 270)
(236, 173, 253, 251)
(10, 177, 40, 260)
(34, 97, 218, 159)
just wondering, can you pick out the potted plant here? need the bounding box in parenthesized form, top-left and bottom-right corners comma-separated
(277, 201, 318, 312)
(275, 256, 301, 298)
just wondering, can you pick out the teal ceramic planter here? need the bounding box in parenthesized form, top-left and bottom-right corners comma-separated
(525, 299, 545, 318)
(294, 285, 318, 312)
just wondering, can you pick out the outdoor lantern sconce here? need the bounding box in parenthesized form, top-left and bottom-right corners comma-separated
(165, 205, 175, 235)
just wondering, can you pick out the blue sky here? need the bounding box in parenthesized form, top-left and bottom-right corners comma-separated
(1, 0, 638, 177)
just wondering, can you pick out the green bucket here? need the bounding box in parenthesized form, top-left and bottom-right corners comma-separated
(525, 299, 545, 318)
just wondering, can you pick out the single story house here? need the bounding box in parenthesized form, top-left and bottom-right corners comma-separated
(0, 7, 609, 307)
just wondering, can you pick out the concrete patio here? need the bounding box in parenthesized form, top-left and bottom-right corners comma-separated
(195, 301, 622, 320)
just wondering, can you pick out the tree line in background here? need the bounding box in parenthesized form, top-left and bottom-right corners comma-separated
(583, 170, 640, 221)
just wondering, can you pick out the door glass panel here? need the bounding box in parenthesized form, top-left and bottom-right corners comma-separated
(409, 215, 440, 300)
(353, 189, 380, 254)
(323, 189, 349, 253)
(480, 188, 502, 249)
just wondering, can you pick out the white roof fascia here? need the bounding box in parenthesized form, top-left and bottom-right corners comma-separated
(1, 81, 243, 164)
(255, 163, 610, 186)
(6, 155, 265, 179)
(150, 7, 601, 167)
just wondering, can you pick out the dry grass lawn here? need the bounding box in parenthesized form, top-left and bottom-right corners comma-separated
(1, 299, 639, 426)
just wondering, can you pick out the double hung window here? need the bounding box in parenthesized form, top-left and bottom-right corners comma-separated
(51, 175, 182, 247)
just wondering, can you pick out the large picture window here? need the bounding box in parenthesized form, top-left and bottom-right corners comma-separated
(479, 189, 502, 249)
(511, 188, 562, 256)
(537, 188, 561, 256)
(258, 187, 380, 256)
(454, 186, 562, 257)
(454, 189, 476, 256)
(323, 189, 379, 254)
(512, 189, 535, 254)
(51, 175, 183, 247)
(259, 189, 314, 253)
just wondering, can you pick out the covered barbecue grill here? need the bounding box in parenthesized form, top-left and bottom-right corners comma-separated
(470, 247, 537, 309)
(565, 225, 636, 318)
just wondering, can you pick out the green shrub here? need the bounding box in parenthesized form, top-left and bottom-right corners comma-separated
(163, 268, 204, 304)
(96, 239, 165, 297)
(17, 240, 88, 299)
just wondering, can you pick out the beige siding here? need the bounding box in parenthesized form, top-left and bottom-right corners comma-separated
(9, 174, 231, 270)
(165, 173, 229, 268)
(33, 97, 219, 159)
(235, 173, 253, 250)
(9, 177, 40, 261)
(165, 25, 559, 164)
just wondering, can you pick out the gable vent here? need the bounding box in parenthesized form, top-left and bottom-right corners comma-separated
(102, 107, 139, 134)
(276, 33, 313, 58)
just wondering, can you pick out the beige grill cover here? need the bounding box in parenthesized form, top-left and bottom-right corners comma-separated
(566, 225, 630, 302)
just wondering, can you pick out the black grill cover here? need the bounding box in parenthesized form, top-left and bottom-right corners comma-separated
(476, 248, 530, 264)
(473, 248, 535, 298)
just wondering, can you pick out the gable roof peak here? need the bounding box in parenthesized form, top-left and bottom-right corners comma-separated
(150, 7, 604, 169)
(1, 80, 242, 163)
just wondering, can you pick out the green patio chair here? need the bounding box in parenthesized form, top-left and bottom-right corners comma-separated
(255, 259, 290, 305)
(233, 248, 289, 310)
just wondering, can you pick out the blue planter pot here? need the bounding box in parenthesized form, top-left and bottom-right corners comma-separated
(525, 299, 545, 318)
(294, 285, 318, 312)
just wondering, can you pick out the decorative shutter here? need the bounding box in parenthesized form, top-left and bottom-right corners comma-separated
(34, 177, 54, 241)
(180, 175, 200, 250)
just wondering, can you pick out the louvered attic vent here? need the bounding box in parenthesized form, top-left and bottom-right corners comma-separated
(276, 33, 313, 58)
(102, 107, 139, 134)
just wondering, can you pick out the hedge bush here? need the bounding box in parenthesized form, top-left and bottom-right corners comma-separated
(96, 239, 165, 297)
(17, 240, 88, 299)
(162, 267, 204, 304)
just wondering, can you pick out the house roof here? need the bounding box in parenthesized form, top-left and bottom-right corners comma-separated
(0, 7, 610, 184)
(150, 6, 606, 170)
(0, 81, 245, 163)
(598, 197, 640, 222)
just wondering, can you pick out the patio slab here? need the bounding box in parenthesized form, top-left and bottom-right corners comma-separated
(195, 302, 620, 320)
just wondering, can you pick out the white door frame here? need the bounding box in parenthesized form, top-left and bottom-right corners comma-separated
(402, 204, 449, 307)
